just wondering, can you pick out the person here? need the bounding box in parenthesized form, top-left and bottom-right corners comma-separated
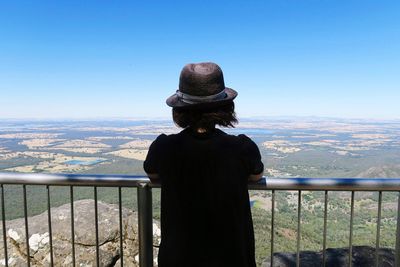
(144, 62, 264, 267)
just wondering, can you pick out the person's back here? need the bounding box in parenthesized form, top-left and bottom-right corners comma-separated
(144, 62, 263, 267)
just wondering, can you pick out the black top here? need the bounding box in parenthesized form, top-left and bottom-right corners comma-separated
(144, 128, 264, 267)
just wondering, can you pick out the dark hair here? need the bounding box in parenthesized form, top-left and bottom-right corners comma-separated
(173, 101, 238, 130)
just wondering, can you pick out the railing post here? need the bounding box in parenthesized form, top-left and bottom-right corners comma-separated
(395, 192, 400, 267)
(137, 183, 153, 267)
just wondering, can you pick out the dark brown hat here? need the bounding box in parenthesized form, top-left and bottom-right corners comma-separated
(166, 62, 238, 109)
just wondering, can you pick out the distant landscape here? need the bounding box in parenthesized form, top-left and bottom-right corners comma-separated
(1, 117, 400, 265)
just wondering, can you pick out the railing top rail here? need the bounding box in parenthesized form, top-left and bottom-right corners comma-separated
(0, 172, 400, 190)
(262, 177, 400, 191)
(0, 172, 149, 187)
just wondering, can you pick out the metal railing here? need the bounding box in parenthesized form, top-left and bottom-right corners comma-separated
(0, 172, 399, 267)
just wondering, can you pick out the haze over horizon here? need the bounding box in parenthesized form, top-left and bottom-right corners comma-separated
(1, 1, 399, 120)
(2, 115, 400, 124)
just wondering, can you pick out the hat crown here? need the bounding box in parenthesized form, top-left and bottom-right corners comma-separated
(179, 62, 225, 96)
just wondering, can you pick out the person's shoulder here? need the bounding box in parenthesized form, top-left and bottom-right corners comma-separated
(214, 130, 254, 147)
(236, 133, 259, 150)
(237, 133, 253, 143)
(155, 129, 186, 139)
(149, 133, 168, 148)
(219, 131, 252, 143)
(153, 133, 168, 142)
(151, 130, 185, 146)
(214, 129, 236, 141)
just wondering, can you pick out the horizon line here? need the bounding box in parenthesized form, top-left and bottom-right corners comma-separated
(1, 115, 400, 122)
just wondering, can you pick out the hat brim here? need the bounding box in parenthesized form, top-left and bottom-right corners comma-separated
(166, 87, 238, 109)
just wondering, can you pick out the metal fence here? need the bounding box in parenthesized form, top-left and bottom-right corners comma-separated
(0, 172, 400, 267)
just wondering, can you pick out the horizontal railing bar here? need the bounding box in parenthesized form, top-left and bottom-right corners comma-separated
(0, 173, 400, 191)
(0, 173, 148, 186)
(261, 177, 400, 191)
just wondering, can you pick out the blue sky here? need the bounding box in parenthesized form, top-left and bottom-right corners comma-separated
(0, 1, 399, 119)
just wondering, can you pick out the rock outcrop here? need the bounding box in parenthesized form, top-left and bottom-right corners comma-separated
(2, 201, 396, 267)
(0, 200, 160, 266)
(262, 246, 395, 267)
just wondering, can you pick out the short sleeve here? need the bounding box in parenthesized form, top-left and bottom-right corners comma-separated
(239, 134, 264, 175)
(143, 134, 166, 174)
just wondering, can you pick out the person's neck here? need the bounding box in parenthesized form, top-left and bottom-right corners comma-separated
(192, 126, 215, 134)
(196, 128, 207, 133)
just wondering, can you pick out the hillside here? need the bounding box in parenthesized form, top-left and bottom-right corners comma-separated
(356, 165, 400, 178)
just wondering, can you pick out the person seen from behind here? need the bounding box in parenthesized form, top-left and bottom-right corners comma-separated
(144, 62, 264, 267)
